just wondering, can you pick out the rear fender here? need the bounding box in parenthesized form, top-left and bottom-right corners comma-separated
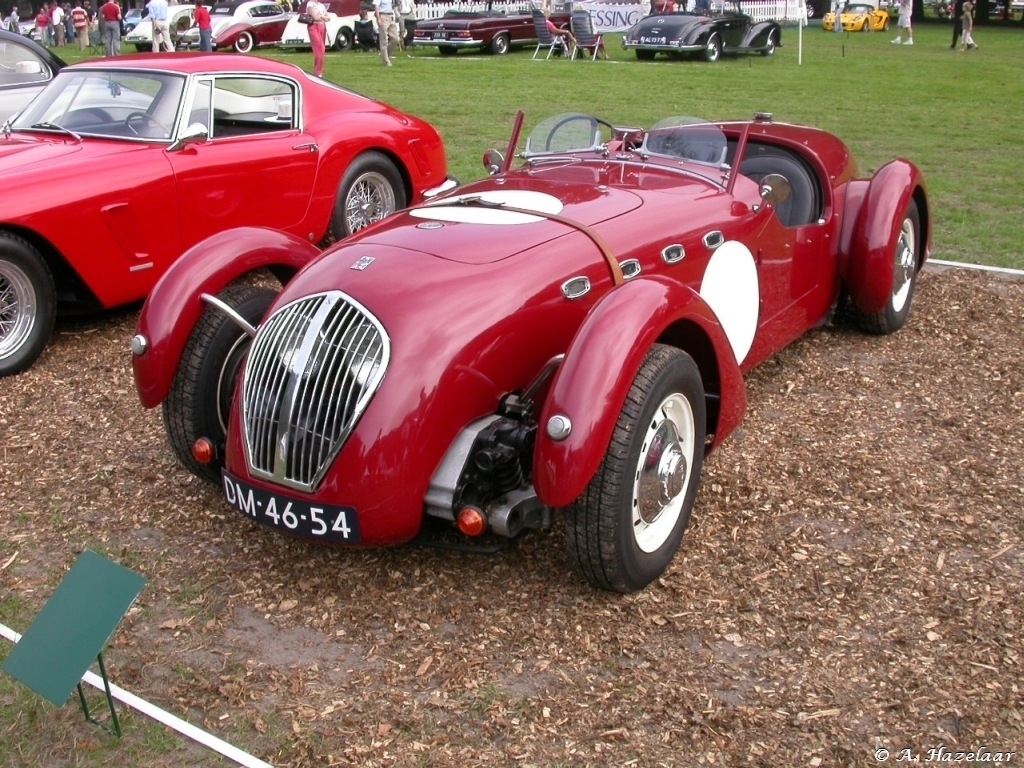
(534, 276, 747, 509)
(742, 21, 780, 47)
(842, 159, 929, 314)
(132, 227, 317, 409)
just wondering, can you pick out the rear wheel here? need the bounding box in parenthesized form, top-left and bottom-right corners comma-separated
(703, 34, 721, 62)
(234, 30, 254, 53)
(333, 28, 353, 51)
(0, 233, 55, 377)
(855, 199, 921, 334)
(490, 33, 510, 54)
(761, 29, 777, 55)
(163, 284, 276, 483)
(330, 151, 405, 239)
(566, 345, 706, 592)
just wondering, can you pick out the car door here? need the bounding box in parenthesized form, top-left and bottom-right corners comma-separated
(164, 75, 321, 246)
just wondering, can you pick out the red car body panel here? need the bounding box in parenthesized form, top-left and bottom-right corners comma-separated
(133, 113, 930, 553)
(0, 53, 449, 315)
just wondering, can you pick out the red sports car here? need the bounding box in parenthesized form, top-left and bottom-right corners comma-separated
(132, 111, 929, 592)
(0, 53, 453, 377)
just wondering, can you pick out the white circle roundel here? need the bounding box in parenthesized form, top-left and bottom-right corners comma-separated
(698, 241, 759, 365)
(410, 190, 564, 225)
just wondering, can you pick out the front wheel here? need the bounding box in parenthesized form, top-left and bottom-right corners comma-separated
(703, 34, 722, 62)
(0, 233, 56, 377)
(565, 345, 706, 592)
(234, 30, 254, 53)
(855, 199, 921, 334)
(163, 283, 276, 483)
(330, 151, 405, 239)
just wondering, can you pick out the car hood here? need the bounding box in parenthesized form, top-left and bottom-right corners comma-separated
(359, 176, 643, 265)
(0, 135, 117, 171)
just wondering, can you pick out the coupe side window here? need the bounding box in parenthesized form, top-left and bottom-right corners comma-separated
(0, 42, 49, 87)
(203, 76, 297, 138)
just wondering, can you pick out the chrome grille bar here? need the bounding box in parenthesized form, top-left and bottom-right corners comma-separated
(241, 291, 390, 492)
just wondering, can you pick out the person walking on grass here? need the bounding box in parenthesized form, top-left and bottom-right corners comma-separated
(891, 0, 912, 44)
(959, 0, 978, 50)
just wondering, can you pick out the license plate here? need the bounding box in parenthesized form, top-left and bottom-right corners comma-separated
(222, 471, 360, 543)
(285, 38, 303, 44)
(432, 31, 447, 39)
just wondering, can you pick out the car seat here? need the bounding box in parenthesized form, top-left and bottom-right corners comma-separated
(738, 144, 820, 228)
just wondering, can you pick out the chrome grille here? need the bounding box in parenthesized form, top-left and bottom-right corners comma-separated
(241, 291, 389, 492)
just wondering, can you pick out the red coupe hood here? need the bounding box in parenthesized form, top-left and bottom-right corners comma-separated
(0, 135, 125, 171)
(356, 174, 645, 265)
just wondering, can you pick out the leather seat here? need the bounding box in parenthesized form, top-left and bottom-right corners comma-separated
(739, 146, 819, 228)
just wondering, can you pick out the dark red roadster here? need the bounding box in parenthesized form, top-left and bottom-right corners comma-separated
(132, 112, 929, 592)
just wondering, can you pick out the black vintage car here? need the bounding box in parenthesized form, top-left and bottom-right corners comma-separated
(623, 0, 781, 62)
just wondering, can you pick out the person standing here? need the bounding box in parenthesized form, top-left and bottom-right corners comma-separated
(35, 4, 50, 45)
(51, 1, 64, 45)
(147, 0, 172, 52)
(959, 0, 977, 49)
(891, 0, 912, 44)
(396, 0, 414, 50)
(950, 0, 965, 48)
(306, 0, 329, 77)
(71, 0, 88, 49)
(99, 0, 120, 55)
(373, 0, 399, 67)
(6, 7, 18, 32)
(194, 0, 212, 51)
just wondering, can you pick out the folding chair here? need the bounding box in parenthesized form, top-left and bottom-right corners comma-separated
(87, 26, 104, 55)
(569, 10, 605, 60)
(532, 9, 567, 60)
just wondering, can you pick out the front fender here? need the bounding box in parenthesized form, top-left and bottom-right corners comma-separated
(132, 227, 317, 409)
(534, 276, 747, 509)
(842, 159, 928, 314)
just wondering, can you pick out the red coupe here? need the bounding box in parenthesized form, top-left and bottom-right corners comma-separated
(0, 53, 453, 377)
(132, 111, 929, 592)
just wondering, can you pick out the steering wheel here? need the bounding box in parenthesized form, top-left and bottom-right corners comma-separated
(124, 111, 170, 138)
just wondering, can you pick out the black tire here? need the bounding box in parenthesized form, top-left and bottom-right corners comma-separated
(438, 45, 457, 55)
(566, 345, 706, 593)
(703, 34, 721, 62)
(234, 31, 254, 53)
(0, 233, 56, 377)
(761, 29, 777, 55)
(861, 20, 871, 31)
(635, 48, 656, 60)
(882, 17, 890, 31)
(162, 284, 276, 483)
(134, 43, 152, 52)
(330, 151, 406, 240)
(490, 33, 510, 55)
(855, 199, 921, 335)
(333, 28, 353, 51)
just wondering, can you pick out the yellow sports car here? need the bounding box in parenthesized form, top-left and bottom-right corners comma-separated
(822, 3, 891, 31)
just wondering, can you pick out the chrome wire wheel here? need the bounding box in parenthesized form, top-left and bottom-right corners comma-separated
(632, 392, 697, 553)
(344, 171, 397, 233)
(0, 260, 36, 364)
(891, 212, 917, 314)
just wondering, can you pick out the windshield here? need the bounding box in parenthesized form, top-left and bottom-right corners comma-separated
(521, 113, 729, 169)
(641, 117, 728, 166)
(11, 70, 186, 141)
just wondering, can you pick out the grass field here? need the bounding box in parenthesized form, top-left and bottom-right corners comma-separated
(53, 21, 1024, 268)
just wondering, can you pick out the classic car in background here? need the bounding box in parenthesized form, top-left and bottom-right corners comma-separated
(413, 6, 570, 55)
(278, 0, 362, 52)
(123, 7, 145, 33)
(623, 0, 781, 61)
(821, 1, 890, 31)
(0, 28, 65, 124)
(125, 4, 200, 51)
(178, 0, 291, 52)
(132, 110, 930, 593)
(0, 53, 453, 377)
